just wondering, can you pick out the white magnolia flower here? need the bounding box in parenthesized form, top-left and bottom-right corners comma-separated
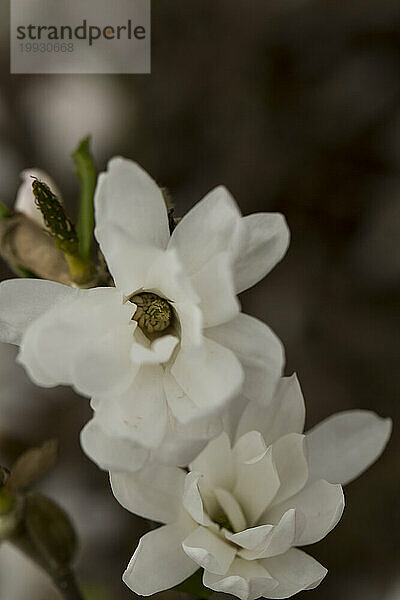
(14, 168, 61, 228)
(0, 158, 288, 456)
(110, 374, 391, 599)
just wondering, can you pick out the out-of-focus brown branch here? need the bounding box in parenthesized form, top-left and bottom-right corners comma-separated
(1, 442, 83, 600)
(12, 532, 84, 600)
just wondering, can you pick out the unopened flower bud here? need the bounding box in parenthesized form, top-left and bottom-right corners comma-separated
(32, 179, 78, 257)
(15, 169, 61, 229)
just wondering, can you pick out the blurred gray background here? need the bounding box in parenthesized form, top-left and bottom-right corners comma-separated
(0, 1, 399, 599)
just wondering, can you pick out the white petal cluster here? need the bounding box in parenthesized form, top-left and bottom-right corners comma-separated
(111, 375, 391, 599)
(0, 158, 288, 463)
(0, 158, 391, 599)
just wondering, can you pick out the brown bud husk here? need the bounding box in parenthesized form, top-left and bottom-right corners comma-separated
(0, 214, 71, 283)
(6, 440, 58, 493)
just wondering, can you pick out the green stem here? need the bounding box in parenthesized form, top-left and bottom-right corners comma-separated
(73, 136, 97, 262)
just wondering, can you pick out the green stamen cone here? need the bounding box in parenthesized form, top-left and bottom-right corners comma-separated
(131, 293, 173, 334)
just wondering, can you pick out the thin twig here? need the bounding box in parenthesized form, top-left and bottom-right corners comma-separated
(52, 570, 85, 600)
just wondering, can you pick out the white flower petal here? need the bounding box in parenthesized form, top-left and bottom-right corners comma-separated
(173, 301, 203, 348)
(148, 410, 223, 469)
(96, 223, 163, 294)
(164, 371, 225, 427)
(123, 519, 197, 596)
(190, 432, 234, 491)
(233, 431, 268, 465)
(72, 323, 137, 397)
(187, 433, 233, 518)
(206, 313, 284, 406)
(94, 157, 171, 293)
(94, 156, 169, 256)
(190, 252, 240, 328)
(171, 337, 244, 412)
(266, 480, 344, 546)
(306, 410, 392, 486)
(153, 428, 212, 469)
(173, 412, 224, 443)
(113, 365, 169, 449)
(221, 394, 251, 441)
(261, 548, 327, 598)
(258, 510, 296, 559)
(0, 279, 77, 345)
(234, 213, 290, 294)
(238, 510, 296, 560)
(270, 434, 308, 507)
(168, 185, 243, 275)
(182, 526, 236, 575)
(214, 488, 247, 533)
(19, 287, 133, 393)
(17, 341, 58, 387)
(80, 417, 150, 473)
(144, 247, 199, 304)
(234, 445, 280, 526)
(130, 330, 178, 365)
(164, 370, 203, 423)
(203, 558, 278, 600)
(225, 524, 274, 551)
(110, 463, 186, 524)
(236, 374, 305, 445)
(183, 472, 213, 527)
